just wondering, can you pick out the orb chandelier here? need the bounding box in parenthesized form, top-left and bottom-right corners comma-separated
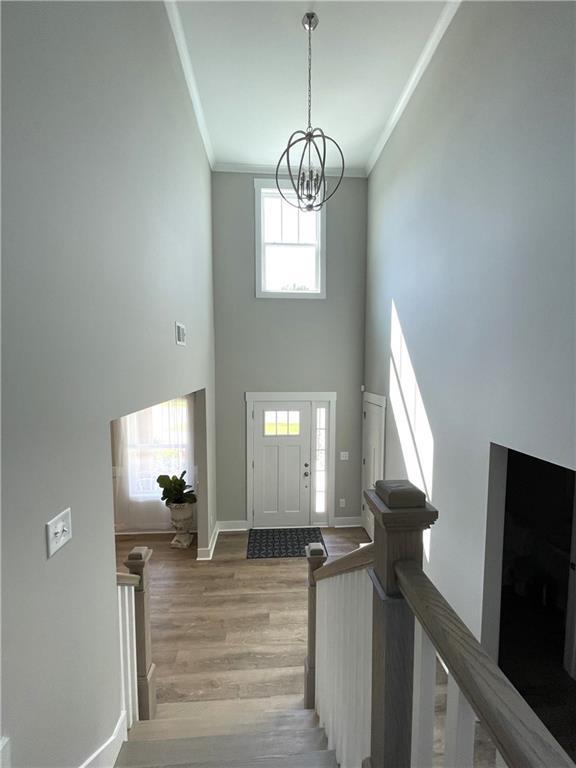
(275, 12, 345, 212)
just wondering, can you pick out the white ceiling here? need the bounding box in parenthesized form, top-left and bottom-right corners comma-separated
(174, 2, 447, 176)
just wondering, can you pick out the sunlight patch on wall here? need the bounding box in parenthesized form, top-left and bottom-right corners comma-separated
(389, 301, 434, 560)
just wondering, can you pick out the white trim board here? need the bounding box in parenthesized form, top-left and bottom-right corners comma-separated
(217, 520, 251, 532)
(0, 737, 11, 768)
(366, 1, 461, 175)
(214, 162, 366, 179)
(245, 392, 336, 403)
(164, 2, 215, 167)
(197, 523, 218, 561)
(334, 516, 365, 528)
(78, 711, 126, 768)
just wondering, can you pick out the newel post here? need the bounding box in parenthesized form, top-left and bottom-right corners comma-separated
(125, 546, 157, 720)
(304, 543, 328, 709)
(364, 483, 438, 768)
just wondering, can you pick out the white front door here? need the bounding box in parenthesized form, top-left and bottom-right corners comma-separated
(361, 393, 386, 539)
(253, 401, 312, 527)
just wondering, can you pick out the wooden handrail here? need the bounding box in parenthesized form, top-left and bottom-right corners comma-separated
(314, 543, 374, 582)
(395, 560, 575, 768)
(116, 572, 140, 588)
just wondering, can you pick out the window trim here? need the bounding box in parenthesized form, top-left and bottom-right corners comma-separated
(254, 178, 327, 299)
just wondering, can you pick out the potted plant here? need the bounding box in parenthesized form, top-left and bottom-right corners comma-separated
(156, 471, 197, 549)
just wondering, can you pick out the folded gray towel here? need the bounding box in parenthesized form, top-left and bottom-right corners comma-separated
(375, 479, 426, 508)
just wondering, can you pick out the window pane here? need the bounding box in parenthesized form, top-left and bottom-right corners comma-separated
(263, 245, 318, 293)
(281, 199, 299, 242)
(276, 411, 288, 435)
(317, 407, 326, 429)
(316, 491, 326, 514)
(263, 195, 282, 242)
(299, 209, 317, 244)
(316, 450, 325, 471)
(316, 429, 326, 450)
(264, 411, 277, 436)
(288, 410, 300, 435)
(316, 472, 326, 493)
(126, 398, 190, 499)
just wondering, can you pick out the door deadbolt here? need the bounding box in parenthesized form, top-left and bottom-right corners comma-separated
(304, 471, 310, 477)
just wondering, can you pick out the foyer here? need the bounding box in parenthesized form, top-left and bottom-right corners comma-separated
(2, 2, 576, 767)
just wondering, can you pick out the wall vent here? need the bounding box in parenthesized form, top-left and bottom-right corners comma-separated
(175, 321, 187, 346)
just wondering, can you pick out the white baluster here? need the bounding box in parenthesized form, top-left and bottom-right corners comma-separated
(444, 675, 475, 768)
(411, 621, 436, 768)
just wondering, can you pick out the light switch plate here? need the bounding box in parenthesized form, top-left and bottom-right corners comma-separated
(46, 508, 72, 558)
(340, 451, 349, 461)
(339, 498, 346, 508)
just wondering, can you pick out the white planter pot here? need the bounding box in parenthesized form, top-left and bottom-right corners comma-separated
(168, 503, 196, 549)
(168, 502, 195, 531)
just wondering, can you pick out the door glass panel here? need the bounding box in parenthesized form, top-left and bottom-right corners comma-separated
(288, 410, 300, 435)
(314, 406, 328, 515)
(276, 410, 288, 435)
(264, 411, 277, 436)
(264, 409, 301, 437)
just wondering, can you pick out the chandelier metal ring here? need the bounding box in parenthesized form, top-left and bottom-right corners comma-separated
(275, 13, 345, 212)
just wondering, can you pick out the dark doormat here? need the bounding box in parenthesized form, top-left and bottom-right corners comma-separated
(247, 527, 326, 559)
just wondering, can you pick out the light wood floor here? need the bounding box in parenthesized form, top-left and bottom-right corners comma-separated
(116, 528, 370, 706)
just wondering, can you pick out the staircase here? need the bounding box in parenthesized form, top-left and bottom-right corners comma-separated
(115, 698, 337, 768)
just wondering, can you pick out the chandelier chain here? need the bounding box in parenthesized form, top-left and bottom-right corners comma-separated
(307, 23, 312, 131)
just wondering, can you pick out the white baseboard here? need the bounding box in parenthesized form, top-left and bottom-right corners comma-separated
(0, 737, 11, 768)
(334, 516, 365, 528)
(197, 522, 219, 560)
(218, 520, 251, 531)
(197, 520, 250, 560)
(78, 711, 126, 768)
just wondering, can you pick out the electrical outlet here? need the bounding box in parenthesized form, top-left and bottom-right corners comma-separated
(339, 498, 346, 508)
(46, 508, 72, 558)
(340, 451, 349, 461)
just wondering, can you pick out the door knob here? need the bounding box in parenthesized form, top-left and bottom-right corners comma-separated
(304, 471, 309, 477)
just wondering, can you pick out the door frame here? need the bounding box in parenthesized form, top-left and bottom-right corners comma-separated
(360, 391, 387, 539)
(246, 391, 337, 528)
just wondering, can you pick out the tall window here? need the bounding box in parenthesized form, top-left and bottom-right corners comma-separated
(125, 397, 191, 499)
(314, 406, 327, 514)
(255, 179, 326, 298)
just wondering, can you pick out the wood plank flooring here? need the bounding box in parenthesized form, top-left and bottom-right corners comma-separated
(116, 528, 369, 706)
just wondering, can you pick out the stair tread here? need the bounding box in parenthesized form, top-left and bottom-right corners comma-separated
(155, 696, 304, 721)
(116, 728, 328, 767)
(120, 751, 338, 768)
(129, 711, 318, 741)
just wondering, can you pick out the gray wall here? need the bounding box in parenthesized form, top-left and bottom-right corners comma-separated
(365, 1, 575, 634)
(2, 3, 216, 765)
(212, 173, 367, 523)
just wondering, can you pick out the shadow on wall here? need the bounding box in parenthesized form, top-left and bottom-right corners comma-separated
(110, 390, 207, 533)
(389, 300, 435, 562)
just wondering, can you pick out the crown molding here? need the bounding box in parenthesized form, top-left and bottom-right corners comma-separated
(366, 0, 461, 176)
(213, 162, 367, 179)
(165, 1, 215, 168)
